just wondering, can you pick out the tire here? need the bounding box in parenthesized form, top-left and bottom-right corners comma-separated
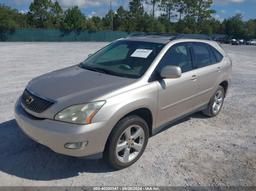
(104, 115, 149, 170)
(202, 86, 225, 117)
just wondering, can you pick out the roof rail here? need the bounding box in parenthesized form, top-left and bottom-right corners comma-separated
(173, 34, 212, 40)
(126, 33, 212, 41)
(128, 32, 174, 37)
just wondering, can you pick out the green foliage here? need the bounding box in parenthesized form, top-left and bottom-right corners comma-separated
(245, 19, 256, 38)
(50, 1, 63, 28)
(86, 16, 104, 32)
(113, 6, 130, 31)
(28, 0, 63, 28)
(182, 0, 215, 21)
(159, 0, 175, 21)
(223, 14, 246, 38)
(61, 6, 86, 32)
(145, 0, 160, 17)
(0, 4, 27, 40)
(0, 0, 256, 40)
(128, 0, 146, 31)
(130, 0, 144, 17)
(102, 10, 114, 31)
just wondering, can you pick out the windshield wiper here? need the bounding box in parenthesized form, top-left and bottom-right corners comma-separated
(93, 68, 113, 75)
(80, 65, 116, 75)
(79, 64, 137, 78)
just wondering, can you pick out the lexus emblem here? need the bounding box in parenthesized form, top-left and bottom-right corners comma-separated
(26, 96, 34, 105)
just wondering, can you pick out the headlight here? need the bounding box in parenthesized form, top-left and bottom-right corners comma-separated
(55, 101, 105, 125)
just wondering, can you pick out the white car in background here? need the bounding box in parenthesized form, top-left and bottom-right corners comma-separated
(247, 39, 256, 45)
(238, 39, 245, 45)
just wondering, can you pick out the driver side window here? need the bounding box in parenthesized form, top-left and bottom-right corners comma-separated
(158, 43, 193, 73)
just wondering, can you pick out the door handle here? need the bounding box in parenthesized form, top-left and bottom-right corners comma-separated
(217, 67, 222, 72)
(191, 75, 197, 81)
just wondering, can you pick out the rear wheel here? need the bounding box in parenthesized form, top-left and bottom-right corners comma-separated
(202, 86, 225, 117)
(104, 115, 149, 169)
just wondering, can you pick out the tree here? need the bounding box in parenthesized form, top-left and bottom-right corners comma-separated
(61, 6, 86, 32)
(159, 0, 175, 21)
(173, 0, 186, 21)
(245, 19, 256, 38)
(158, 15, 174, 32)
(50, 1, 63, 28)
(129, 0, 144, 16)
(223, 14, 245, 38)
(28, 0, 53, 28)
(27, 0, 63, 28)
(129, 0, 145, 31)
(0, 5, 27, 40)
(102, 10, 114, 30)
(143, 14, 167, 32)
(195, 0, 215, 22)
(113, 6, 130, 31)
(145, 0, 159, 18)
(1, 0, 256, 39)
(87, 16, 104, 32)
(183, 0, 215, 22)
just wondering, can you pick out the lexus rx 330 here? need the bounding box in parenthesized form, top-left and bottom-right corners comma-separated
(15, 35, 232, 169)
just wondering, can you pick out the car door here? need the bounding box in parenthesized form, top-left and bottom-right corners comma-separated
(155, 43, 199, 127)
(190, 42, 223, 106)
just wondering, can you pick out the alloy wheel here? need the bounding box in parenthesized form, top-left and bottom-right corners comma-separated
(115, 125, 145, 163)
(212, 89, 224, 114)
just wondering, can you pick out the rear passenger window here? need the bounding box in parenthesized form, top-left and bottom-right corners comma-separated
(192, 43, 212, 68)
(211, 47, 223, 63)
(158, 43, 193, 73)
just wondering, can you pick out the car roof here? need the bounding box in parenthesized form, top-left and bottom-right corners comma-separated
(123, 34, 225, 57)
(125, 35, 174, 44)
(125, 34, 212, 44)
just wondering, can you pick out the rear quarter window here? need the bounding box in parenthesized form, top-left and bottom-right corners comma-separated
(192, 42, 212, 68)
(211, 47, 224, 63)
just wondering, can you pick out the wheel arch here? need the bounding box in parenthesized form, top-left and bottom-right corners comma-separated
(219, 80, 229, 96)
(120, 108, 153, 136)
(103, 107, 154, 153)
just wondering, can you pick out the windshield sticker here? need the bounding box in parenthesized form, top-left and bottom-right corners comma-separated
(131, 49, 153, 58)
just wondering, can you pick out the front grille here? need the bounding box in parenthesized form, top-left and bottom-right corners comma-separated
(21, 89, 54, 113)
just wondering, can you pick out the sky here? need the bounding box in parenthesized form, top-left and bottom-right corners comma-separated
(1, 0, 256, 21)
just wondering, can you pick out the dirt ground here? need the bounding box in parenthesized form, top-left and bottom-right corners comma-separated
(0, 42, 255, 186)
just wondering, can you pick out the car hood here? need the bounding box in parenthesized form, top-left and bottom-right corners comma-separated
(27, 66, 136, 103)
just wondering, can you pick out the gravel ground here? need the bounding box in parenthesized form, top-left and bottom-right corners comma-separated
(0, 42, 255, 187)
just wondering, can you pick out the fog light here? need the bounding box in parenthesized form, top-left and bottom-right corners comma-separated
(65, 141, 88, 149)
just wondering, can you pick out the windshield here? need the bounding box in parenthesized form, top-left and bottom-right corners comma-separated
(80, 40, 164, 79)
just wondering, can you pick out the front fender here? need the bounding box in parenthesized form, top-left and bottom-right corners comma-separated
(93, 82, 158, 146)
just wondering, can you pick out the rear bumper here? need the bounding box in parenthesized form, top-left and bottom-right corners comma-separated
(15, 99, 109, 157)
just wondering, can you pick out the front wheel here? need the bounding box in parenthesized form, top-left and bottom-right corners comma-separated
(104, 115, 149, 169)
(202, 86, 225, 117)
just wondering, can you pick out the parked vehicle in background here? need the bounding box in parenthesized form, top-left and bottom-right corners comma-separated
(211, 34, 227, 44)
(238, 39, 246, 45)
(247, 39, 256, 45)
(231, 39, 239, 45)
(15, 34, 232, 169)
(223, 38, 232, 44)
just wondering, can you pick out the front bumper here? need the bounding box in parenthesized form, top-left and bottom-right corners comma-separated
(14, 99, 109, 157)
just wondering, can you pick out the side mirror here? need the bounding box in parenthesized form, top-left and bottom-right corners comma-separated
(160, 66, 182, 79)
